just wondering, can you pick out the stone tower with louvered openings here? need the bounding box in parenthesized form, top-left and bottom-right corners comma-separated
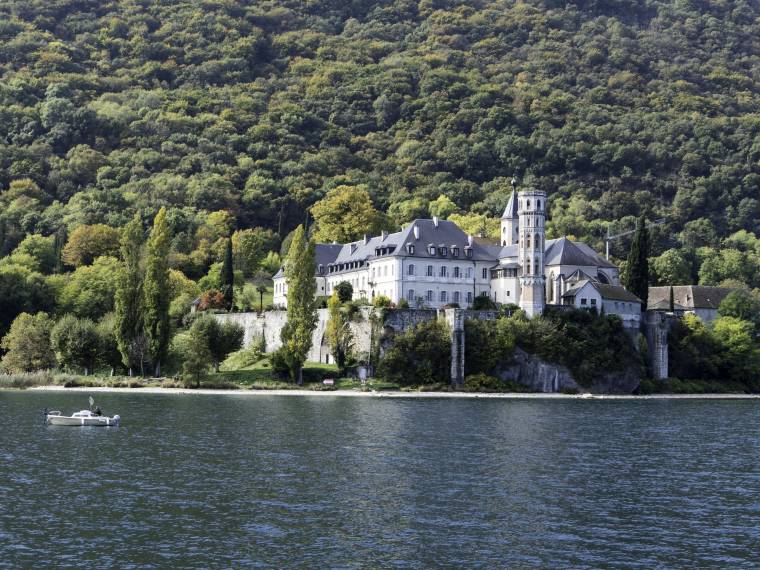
(517, 187, 547, 317)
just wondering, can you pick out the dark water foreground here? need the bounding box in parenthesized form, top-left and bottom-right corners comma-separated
(1, 392, 759, 568)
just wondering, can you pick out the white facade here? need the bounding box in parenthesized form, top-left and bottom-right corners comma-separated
(273, 189, 639, 321)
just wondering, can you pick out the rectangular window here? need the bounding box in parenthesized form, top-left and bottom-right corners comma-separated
(407, 289, 415, 301)
(591, 298, 597, 306)
(466, 292, 473, 303)
(427, 265, 433, 277)
(440, 266, 447, 278)
(482, 268, 488, 279)
(581, 298, 587, 306)
(408, 264, 415, 276)
(453, 291, 460, 303)
(440, 291, 448, 302)
(452, 247, 459, 257)
(454, 267, 460, 278)
(465, 268, 473, 279)
(426, 290, 433, 302)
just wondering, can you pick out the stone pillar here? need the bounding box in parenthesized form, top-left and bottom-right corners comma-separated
(444, 308, 465, 386)
(645, 311, 673, 380)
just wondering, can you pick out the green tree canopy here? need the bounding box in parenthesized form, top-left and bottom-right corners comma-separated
(0, 312, 56, 373)
(310, 186, 392, 243)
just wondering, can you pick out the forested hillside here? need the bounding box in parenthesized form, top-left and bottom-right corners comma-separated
(2, 0, 760, 308)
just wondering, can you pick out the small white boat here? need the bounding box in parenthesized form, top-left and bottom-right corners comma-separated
(46, 409, 120, 427)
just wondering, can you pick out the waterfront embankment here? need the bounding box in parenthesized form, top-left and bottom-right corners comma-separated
(26, 385, 760, 399)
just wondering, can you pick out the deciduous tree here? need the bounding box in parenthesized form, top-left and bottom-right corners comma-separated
(0, 313, 56, 373)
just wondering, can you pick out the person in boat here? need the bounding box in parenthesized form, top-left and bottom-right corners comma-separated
(94, 406, 102, 416)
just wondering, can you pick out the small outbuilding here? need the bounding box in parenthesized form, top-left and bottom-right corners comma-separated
(647, 286, 734, 323)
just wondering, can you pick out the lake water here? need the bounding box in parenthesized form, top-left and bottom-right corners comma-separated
(1, 392, 759, 568)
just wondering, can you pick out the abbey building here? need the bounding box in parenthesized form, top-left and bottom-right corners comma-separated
(273, 187, 642, 324)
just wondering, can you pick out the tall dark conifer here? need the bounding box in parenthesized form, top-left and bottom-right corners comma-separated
(221, 237, 234, 310)
(622, 215, 650, 309)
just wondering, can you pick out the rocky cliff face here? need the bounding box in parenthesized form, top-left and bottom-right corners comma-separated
(495, 348, 641, 394)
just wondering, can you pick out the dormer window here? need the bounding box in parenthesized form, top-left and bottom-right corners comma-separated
(451, 247, 459, 257)
(428, 244, 436, 255)
(407, 244, 415, 255)
(465, 247, 473, 258)
(318, 264, 324, 274)
(439, 246, 447, 256)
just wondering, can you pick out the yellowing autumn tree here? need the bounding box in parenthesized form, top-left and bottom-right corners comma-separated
(310, 185, 392, 243)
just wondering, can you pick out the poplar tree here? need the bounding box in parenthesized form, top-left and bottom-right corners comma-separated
(221, 237, 234, 310)
(622, 215, 650, 309)
(143, 208, 171, 377)
(282, 225, 317, 385)
(325, 292, 353, 372)
(114, 214, 144, 375)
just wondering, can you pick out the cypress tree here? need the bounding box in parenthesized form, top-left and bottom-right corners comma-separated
(114, 214, 144, 375)
(221, 237, 234, 310)
(282, 225, 317, 385)
(143, 207, 171, 377)
(622, 215, 650, 309)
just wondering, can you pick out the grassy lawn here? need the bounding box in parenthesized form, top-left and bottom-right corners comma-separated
(240, 280, 274, 310)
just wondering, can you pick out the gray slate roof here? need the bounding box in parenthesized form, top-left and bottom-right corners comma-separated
(562, 280, 641, 303)
(501, 190, 518, 219)
(648, 286, 734, 310)
(544, 237, 617, 269)
(299, 219, 498, 277)
(596, 283, 642, 303)
(497, 236, 615, 270)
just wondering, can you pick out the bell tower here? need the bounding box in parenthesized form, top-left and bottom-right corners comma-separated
(518, 187, 546, 317)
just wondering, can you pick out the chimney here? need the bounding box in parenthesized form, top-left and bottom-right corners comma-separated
(467, 235, 473, 246)
(364, 234, 369, 244)
(413, 225, 420, 240)
(381, 230, 388, 241)
(433, 216, 439, 227)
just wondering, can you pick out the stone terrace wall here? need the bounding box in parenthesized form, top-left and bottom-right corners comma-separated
(215, 307, 374, 364)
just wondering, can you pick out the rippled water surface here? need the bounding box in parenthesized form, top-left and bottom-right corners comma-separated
(1, 392, 760, 568)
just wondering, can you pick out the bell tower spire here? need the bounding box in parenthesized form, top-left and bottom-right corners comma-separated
(500, 176, 519, 247)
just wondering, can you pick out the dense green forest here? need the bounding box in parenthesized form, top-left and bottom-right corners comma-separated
(2, 0, 760, 362)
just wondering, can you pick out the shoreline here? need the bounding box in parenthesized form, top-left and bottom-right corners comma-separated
(17, 385, 760, 399)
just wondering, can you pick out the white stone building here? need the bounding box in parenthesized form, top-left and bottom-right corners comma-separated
(273, 186, 642, 323)
(274, 217, 495, 309)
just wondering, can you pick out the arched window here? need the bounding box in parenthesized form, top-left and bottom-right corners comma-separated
(534, 233, 541, 251)
(537, 199, 541, 210)
(527, 235, 531, 249)
(408, 264, 415, 276)
(527, 199, 531, 209)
